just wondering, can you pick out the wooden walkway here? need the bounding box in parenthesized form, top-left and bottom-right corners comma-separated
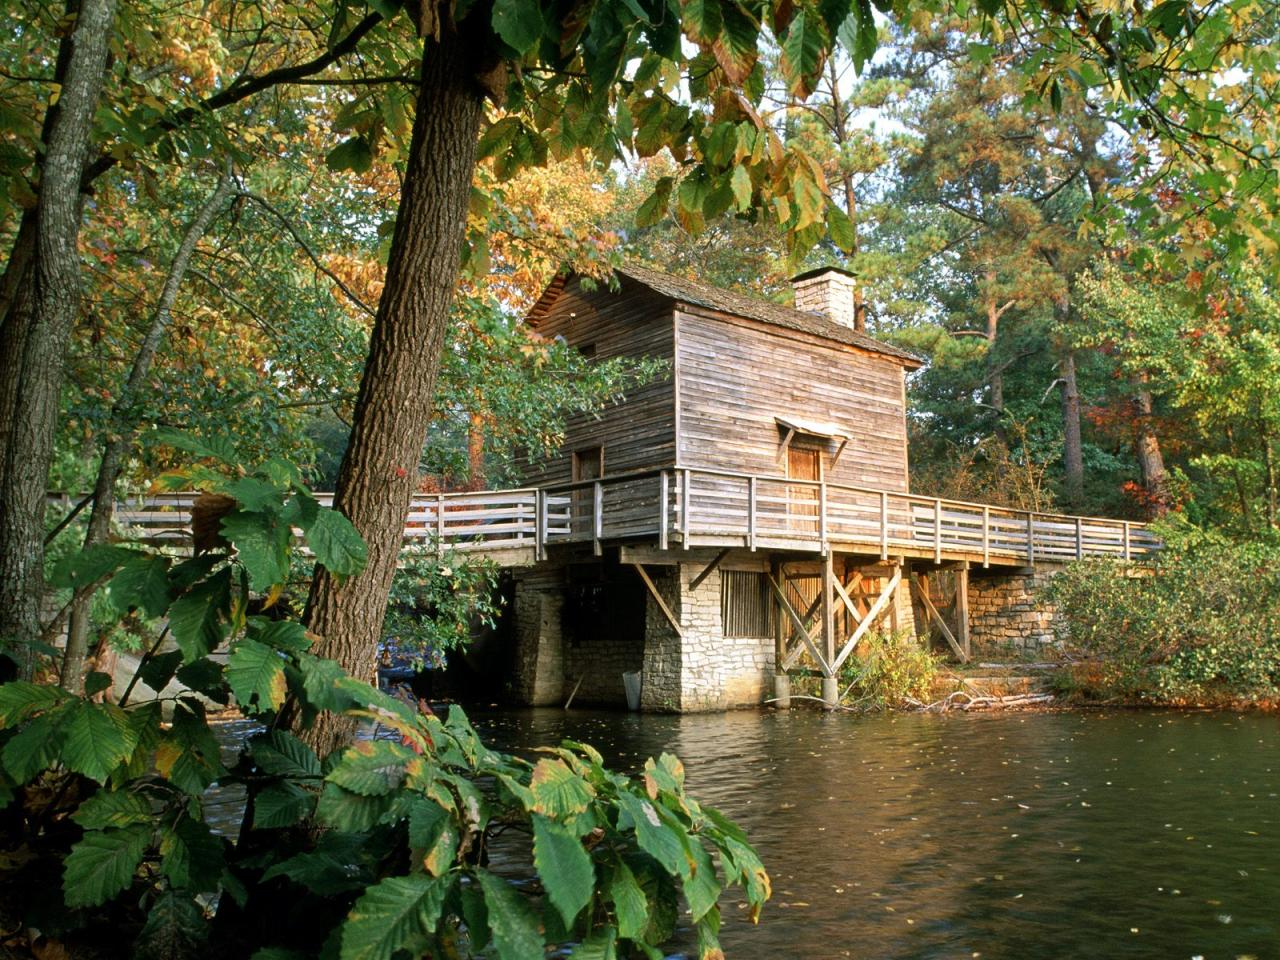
(56, 467, 1159, 568)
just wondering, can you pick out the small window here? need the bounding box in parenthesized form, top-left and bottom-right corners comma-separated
(721, 571, 775, 639)
(577, 343, 597, 360)
(572, 446, 604, 481)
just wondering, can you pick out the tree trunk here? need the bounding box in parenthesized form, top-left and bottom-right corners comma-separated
(983, 277, 1008, 440)
(1059, 349, 1084, 508)
(466, 412, 487, 491)
(299, 35, 486, 757)
(825, 58, 865, 332)
(0, 0, 119, 678)
(61, 173, 233, 694)
(1132, 382, 1169, 519)
(1262, 424, 1278, 530)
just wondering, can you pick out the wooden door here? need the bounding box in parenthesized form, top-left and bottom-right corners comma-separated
(571, 447, 603, 535)
(787, 445, 821, 533)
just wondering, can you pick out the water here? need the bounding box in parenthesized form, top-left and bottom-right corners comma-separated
(471, 707, 1280, 960)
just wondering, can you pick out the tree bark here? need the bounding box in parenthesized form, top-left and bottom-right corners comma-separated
(0, 0, 118, 678)
(1132, 382, 1169, 519)
(299, 34, 487, 757)
(1059, 349, 1085, 508)
(1262, 424, 1278, 530)
(825, 58, 865, 332)
(60, 172, 233, 694)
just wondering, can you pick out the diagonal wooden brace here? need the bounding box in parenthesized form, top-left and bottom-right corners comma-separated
(769, 575, 830, 675)
(831, 567, 901, 673)
(910, 573, 968, 662)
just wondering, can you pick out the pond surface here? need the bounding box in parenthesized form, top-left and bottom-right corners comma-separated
(471, 707, 1279, 960)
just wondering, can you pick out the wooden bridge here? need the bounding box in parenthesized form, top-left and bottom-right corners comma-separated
(73, 466, 1159, 568)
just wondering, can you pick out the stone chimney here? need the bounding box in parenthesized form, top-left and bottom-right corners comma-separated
(790, 266, 859, 330)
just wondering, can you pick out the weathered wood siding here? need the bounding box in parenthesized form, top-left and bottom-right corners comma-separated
(517, 277, 676, 486)
(675, 307, 910, 491)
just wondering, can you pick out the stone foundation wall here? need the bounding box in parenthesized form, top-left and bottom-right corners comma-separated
(968, 566, 1064, 656)
(510, 566, 565, 705)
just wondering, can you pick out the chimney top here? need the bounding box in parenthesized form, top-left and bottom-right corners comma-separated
(790, 266, 859, 330)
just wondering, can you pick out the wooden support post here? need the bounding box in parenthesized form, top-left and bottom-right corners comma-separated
(680, 469, 691, 550)
(1123, 520, 1131, 561)
(956, 562, 970, 661)
(822, 552, 835, 679)
(1075, 516, 1083, 560)
(535, 488, 547, 561)
(592, 480, 603, 557)
(879, 490, 889, 560)
(769, 575, 829, 674)
(659, 470, 669, 552)
(911, 573, 968, 663)
(831, 567, 901, 672)
(631, 563, 682, 638)
(688, 547, 730, 590)
(819, 481, 829, 554)
(934, 498, 942, 564)
(747, 475, 757, 551)
(436, 493, 445, 559)
(1025, 512, 1036, 565)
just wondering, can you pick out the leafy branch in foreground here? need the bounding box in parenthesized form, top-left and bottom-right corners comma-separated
(0, 441, 768, 959)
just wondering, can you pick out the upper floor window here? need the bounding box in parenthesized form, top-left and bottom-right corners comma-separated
(573, 446, 604, 481)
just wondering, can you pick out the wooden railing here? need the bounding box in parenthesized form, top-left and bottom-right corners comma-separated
(49, 467, 1159, 565)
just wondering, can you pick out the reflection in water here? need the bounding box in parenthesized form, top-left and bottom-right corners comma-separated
(473, 708, 1279, 960)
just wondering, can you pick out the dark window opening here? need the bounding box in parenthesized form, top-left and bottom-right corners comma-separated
(721, 571, 776, 639)
(577, 343, 597, 360)
(572, 446, 604, 481)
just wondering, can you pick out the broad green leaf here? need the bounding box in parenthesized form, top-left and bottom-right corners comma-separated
(168, 568, 233, 662)
(710, 1, 758, 84)
(252, 730, 321, 778)
(476, 869, 543, 960)
(609, 861, 649, 940)
(226, 476, 284, 512)
(253, 781, 315, 829)
(106, 554, 172, 618)
(226, 639, 287, 713)
(297, 653, 352, 712)
(174, 659, 228, 703)
(730, 164, 753, 212)
(73, 788, 152, 830)
(616, 791, 687, 879)
(569, 926, 617, 960)
(827, 203, 856, 253)
(0, 681, 68, 727)
(634, 176, 674, 228)
(316, 782, 395, 832)
(682, 838, 722, 921)
(2, 714, 64, 782)
(263, 832, 374, 896)
(220, 510, 289, 591)
(160, 815, 225, 891)
(407, 796, 447, 851)
(84, 671, 113, 697)
(63, 823, 150, 908)
(683, 0, 723, 44)
(779, 8, 828, 98)
(61, 701, 138, 783)
(340, 873, 453, 960)
(134, 890, 209, 960)
(530, 758, 595, 818)
(491, 0, 546, 55)
(249, 617, 311, 652)
(327, 740, 412, 796)
(49, 544, 140, 591)
(326, 136, 373, 173)
(307, 508, 368, 578)
(150, 429, 238, 464)
(532, 815, 594, 928)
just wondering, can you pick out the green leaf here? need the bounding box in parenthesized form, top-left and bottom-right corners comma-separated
(530, 758, 595, 819)
(316, 782, 395, 832)
(252, 730, 321, 778)
(616, 791, 687, 879)
(683, 0, 723, 44)
(226, 639, 287, 714)
(174, 659, 228, 703)
(634, 176, 674, 228)
(710, 1, 759, 84)
(491, 0, 546, 55)
(408, 796, 458, 877)
(50, 544, 141, 591)
(254, 781, 315, 829)
(730, 164, 753, 212)
(226, 476, 284, 512)
(248, 618, 312, 652)
(84, 671, 113, 697)
(220, 510, 289, 591)
(569, 926, 617, 960)
(61, 701, 138, 783)
(827, 203, 856, 253)
(609, 861, 649, 940)
(134, 890, 209, 960)
(262, 832, 374, 895)
(107, 554, 173, 618)
(779, 8, 829, 98)
(307, 508, 368, 579)
(476, 869, 543, 960)
(326, 740, 411, 796)
(160, 815, 225, 892)
(532, 815, 594, 928)
(682, 839, 722, 922)
(63, 823, 150, 908)
(340, 873, 453, 960)
(2, 714, 64, 782)
(138, 650, 183, 695)
(150, 429, 238, 464)
(326, 136, 373, 173)
(168, 568, 233, 662)
(0, 681, 68, 727)
(73, 788, 152, 830)
(297, 653, 353, 712)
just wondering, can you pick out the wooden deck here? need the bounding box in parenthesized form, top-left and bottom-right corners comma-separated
(60, 466, 1159, 568)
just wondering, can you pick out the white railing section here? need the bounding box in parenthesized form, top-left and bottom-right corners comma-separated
(48, 467, 1159, 565)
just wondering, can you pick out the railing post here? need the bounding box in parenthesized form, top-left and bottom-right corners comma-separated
(819, 480, 828, 554)
(659, 471, 669, 552)
(981, 505, 990, 568)
(933, 497, 942, 564)
(593, 480, 603, 557)
(748, 475, 757, 551)
(436, 494, 445, 559)
(1075, 516, 1083, 560)
(535, 488, 547, 561)
(879, 490, 888, 561)
(680, 468, 691, 549)
(1025, 511, 1035, 565)
(1123, 520, 1131, 561)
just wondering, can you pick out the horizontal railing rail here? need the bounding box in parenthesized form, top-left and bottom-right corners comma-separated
(47, 466, 1158, 565)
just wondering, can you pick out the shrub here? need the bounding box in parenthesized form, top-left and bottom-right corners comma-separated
(0, 445, 768, 958)
(838, 630, 941, 708)
(1044, 520, 1280, 703)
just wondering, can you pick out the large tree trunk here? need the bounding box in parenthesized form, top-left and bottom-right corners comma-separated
(61, 173, 233, 694)
(0, 0, 118, 678)
(1262, 424, 1278, 530)
(1132, 382, 1168, 519)
(299, 34, 486, 757)
(1059, 349, 1085, 508)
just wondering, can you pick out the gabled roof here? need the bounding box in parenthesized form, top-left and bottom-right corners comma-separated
(527, 263, 923, 368)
